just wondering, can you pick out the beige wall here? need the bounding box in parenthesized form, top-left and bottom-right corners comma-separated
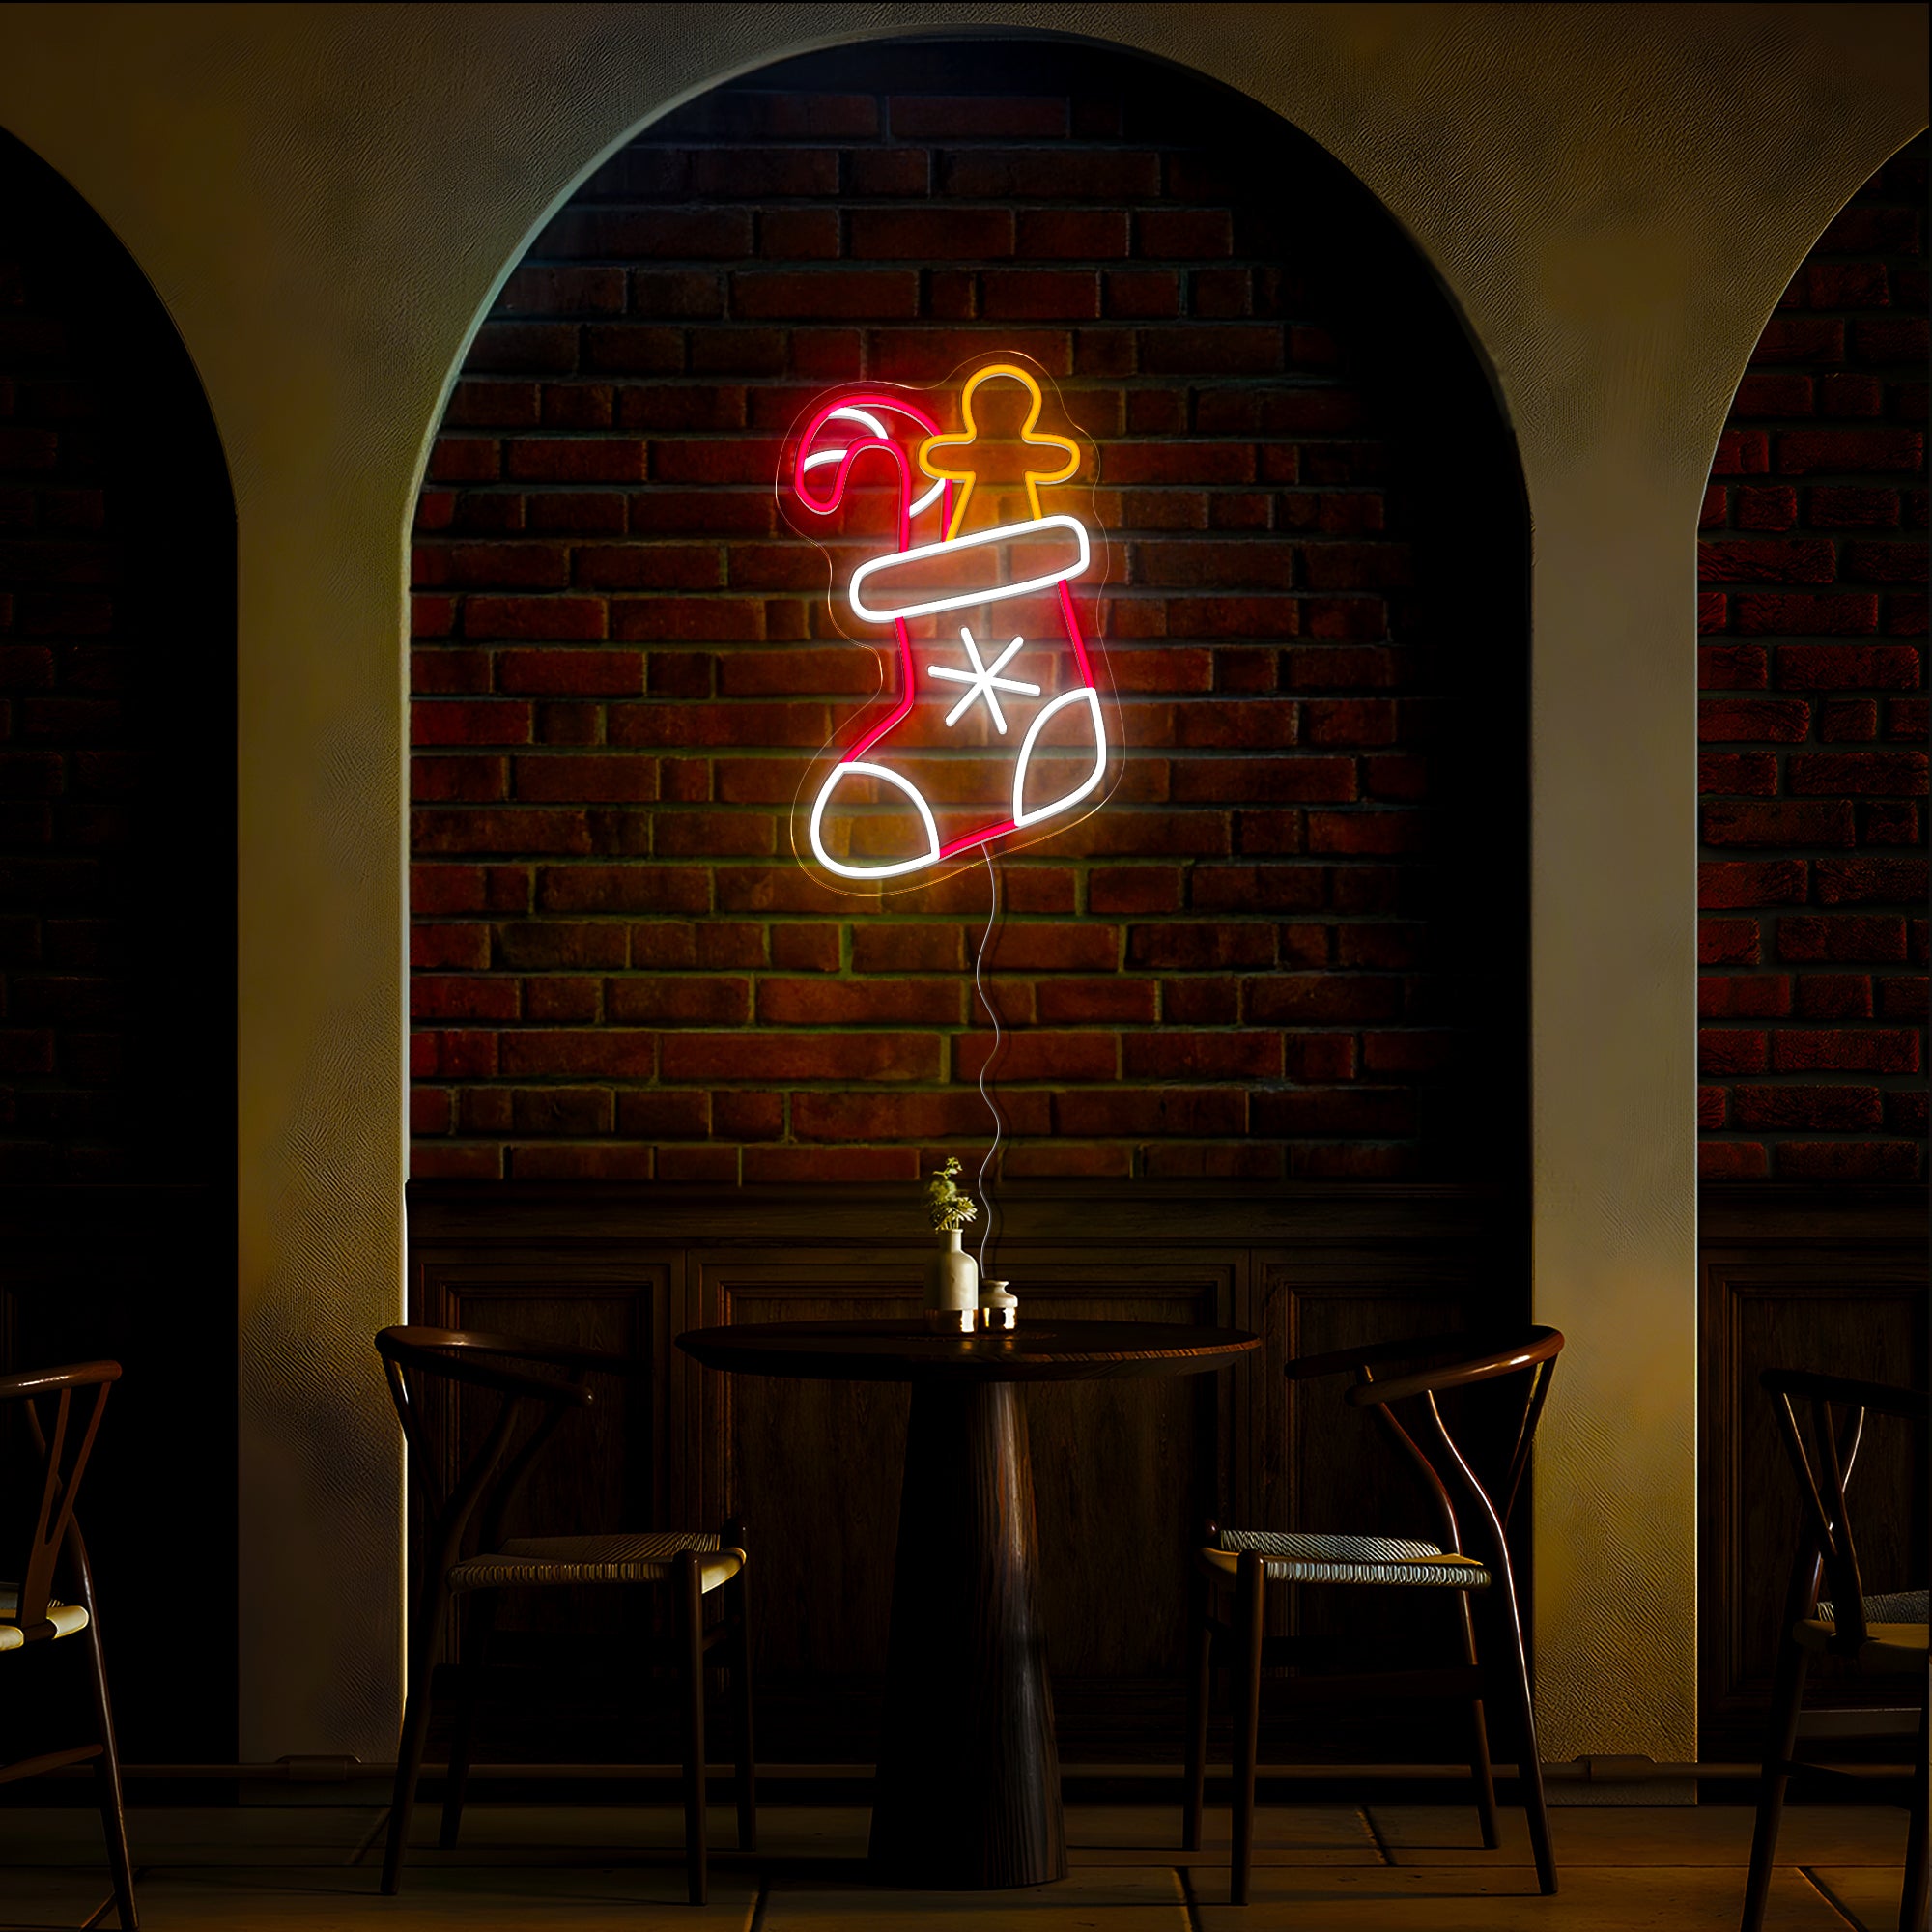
(0, 1, 1919, 1767)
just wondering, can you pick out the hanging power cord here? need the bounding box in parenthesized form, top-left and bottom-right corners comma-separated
(974, 844, 1003, 1279)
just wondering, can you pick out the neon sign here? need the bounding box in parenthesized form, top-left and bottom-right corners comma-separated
(783, 361, 1113, 886)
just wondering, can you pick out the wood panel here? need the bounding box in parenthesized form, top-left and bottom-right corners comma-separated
(1699, 1190, 1928, 1760)
(407, 1179, 1515, 1761)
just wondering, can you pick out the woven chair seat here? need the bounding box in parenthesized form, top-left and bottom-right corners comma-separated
(449, 1531, 743, 1596)
(1201, 1530, 1491, 1590)
(1800, 1587, 1929, 1663)
(0, 1587, 89, 1651)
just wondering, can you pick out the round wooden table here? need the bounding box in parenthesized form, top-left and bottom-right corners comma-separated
(675, 1317, 1259, 1889)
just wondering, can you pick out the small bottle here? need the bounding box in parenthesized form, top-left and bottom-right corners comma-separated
(978, 1278, 1018, 1332)
(924, 1227, 980, 1332)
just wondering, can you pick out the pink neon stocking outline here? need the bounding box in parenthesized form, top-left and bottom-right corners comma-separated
(789, 379, 1106, 879)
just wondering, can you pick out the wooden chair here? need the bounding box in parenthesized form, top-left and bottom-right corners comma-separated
(0, 1360, 137, 1929)
(1184, 1326, 1562, 1906)
(1742, 1369, 1928, 1932)
(376, 1326, 755, 1906)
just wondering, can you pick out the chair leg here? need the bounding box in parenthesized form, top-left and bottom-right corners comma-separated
(440, 1588, 498, 1850)
(1230, 1550, 1265, 1907)
(383, 1574, 447, 1896)
(1898, 1684, 1928, 1932)
(1456, 1593, 1499, 1851)
(80, 1610, 137, 1929)
(1183, 1564, 1212, 1854)
(1740, 1630, 1811, 1932)
(1485, 1583, 1555, 1896)
(675, 1550, 708, 1908)
(724, 1550, 756, 1853)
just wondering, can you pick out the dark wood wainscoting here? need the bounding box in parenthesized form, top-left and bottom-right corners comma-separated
(1699, 1185, 1929, 1763)
(409, 1180, 1520, 1763)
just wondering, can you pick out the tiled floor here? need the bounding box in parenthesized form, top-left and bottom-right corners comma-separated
(0, 1798, 1912, 1929)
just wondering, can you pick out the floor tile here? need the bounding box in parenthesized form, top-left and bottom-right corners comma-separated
(1369, 1802, 1909, 1867)
(0, 1869, 111, 1931)
(393, 1802, 845, 1861)
(759, 1864, 1187, 1928)
(1806, 1865, 1914, 1932)
(108, 1864, 758, 1929)
(1188, 1861, 1854, 1930)
(1067, 1803, 1382, 1865)
(0, 1805, 384, 1868)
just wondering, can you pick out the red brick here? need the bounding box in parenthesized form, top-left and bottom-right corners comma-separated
(1776, 915, 1907, 961)
(1734, 374, 1813, 417)
(1808, 488, 1901, 529)
(412, 1144, 503, 1179)
(1015, 210, 1129, 259)
(1699, 861, 1807, 909)
(413, 808, 589, 856)
(537, 866, 709, 913)
(1171, 758, 1352, 805)
(496, 264, 628, 314)
(1845, 539, 1929, 582)
(607, 976, 751, 1025)
(1812, 856, 1928, 904)
(1770, 1028, 1919, 1073)
(1793, 975, 1873, 1019)
(467, 598, 609, 641)
(955, 1031, 1118, 1083)
(1817, 698, 1880, 741)
(1699, 1029, 1767, 1074)
(610, 597, 766, 642)
(1734, 1085, 1883, 1129)
(1786, 750, 1927, 795)
(1697, 539, 1835, 583)
(1699, 753, 1778, 795)
(493, 922, 626, 970)
(1702, 645, 1771, 690)
(1773, 1142, 1919, 1181)
(733, 270, 921, 319)
(496, 650, 639, 695)
(1121, 1031, 1280, 1080)
(985, 923, 1119, 972)
(851, 924, 964, 973)
(467, 324, 577, 375)
(1699, 1143, 1769, 1179)
(1750, 319, 1844, 365)
(1735, 487, 1799, 531)
(1137, 210, 1231, 258)
(1713, 431, 1770, 476)
(1698, 975, 1792, 1017)
(891, 95, 1066, 138)
(1702, 801, 1854, 846)
(849, 208, 1014, 260)
(1700, 920, 1762, 966)
(660, 1032, 940, 1082)
(1035, 977, 1158, 1025)
(942, 150, 1158, 198)
(1776, 429, 1922, 474)
(1776, 644, 1920, 688)
(709, 1091, 783, 1140)
(1054, 1087, 1244, 1137)
(757, 978, 961, 1025)
(1189, 864, 1324, 912)
(411, 976, 519, 1021)
(512, 753, 656, 802)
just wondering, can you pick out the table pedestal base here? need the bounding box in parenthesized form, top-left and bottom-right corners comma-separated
(869, 1380, 1066, 1889)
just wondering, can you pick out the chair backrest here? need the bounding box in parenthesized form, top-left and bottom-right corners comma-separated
(0, 1360, 120, 1637)
(1759, 1367, 1928, 1653)
(1288, 1328, 1563, 1576)
(376, 1326, 596, 1579)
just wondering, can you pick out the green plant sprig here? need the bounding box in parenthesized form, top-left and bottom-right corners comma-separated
(923, 1155, 980, 1233)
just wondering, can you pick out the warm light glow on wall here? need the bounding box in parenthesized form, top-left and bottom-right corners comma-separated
(781, 360, 1114, 888)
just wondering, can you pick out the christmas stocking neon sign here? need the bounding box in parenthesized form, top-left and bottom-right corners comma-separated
(783, 362, 1112, 886)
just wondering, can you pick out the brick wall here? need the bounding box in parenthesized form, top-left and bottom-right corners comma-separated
(1698, 134, 1928, 1184)
(0, 131, 234, 1183)
(409, 43, 1528, 1186)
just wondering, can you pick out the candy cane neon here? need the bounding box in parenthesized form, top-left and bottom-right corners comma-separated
(789, 367, 1109, 882)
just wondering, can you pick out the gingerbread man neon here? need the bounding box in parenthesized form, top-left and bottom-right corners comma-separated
(790, 363, 1108, 883)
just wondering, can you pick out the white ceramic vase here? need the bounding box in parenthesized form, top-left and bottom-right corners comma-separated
(923, 1228, 980, 1314)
